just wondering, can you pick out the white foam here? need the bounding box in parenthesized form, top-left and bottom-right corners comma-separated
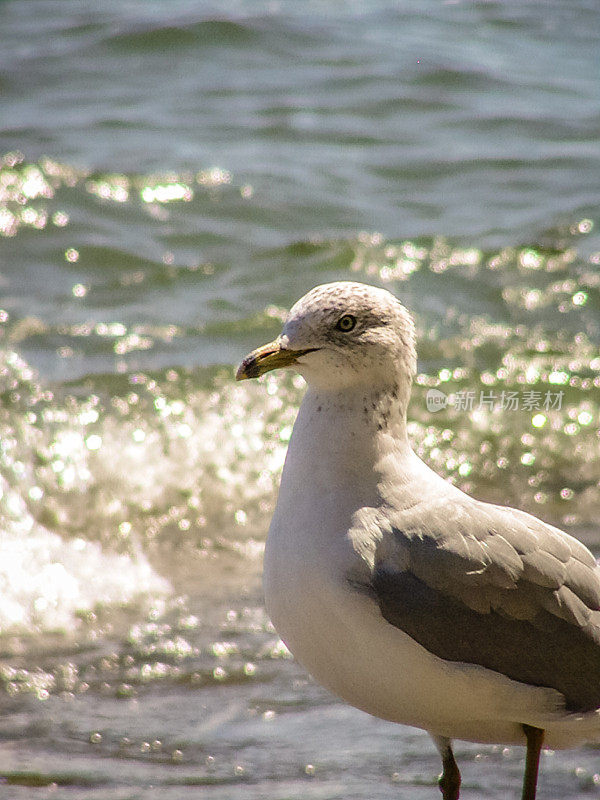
(0, 476, 170, 634)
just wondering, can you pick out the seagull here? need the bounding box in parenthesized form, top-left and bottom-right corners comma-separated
(236, 281, 600, 800)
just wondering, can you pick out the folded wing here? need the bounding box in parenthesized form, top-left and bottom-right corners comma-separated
(370, 498, 600, 712)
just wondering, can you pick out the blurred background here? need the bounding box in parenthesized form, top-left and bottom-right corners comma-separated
(0, 1, 599, 797)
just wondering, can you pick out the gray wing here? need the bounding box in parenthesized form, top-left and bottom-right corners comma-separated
(365, 498, 600, 712)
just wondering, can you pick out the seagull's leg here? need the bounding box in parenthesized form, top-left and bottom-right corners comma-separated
(521, 725, 544, 800)
(430, 735, 461, 800)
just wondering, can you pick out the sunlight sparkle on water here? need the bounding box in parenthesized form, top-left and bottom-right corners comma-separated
(141, 182, 192, 204)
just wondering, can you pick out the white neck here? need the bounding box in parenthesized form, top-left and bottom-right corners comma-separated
(277, 384, 413, 511)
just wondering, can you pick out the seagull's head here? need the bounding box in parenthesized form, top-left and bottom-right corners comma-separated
(236, 281, 417, 394)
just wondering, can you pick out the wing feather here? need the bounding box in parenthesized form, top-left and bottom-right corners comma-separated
(359, 495, 600, 711)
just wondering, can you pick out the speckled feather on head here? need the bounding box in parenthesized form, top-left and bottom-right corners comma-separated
(282, 281, 417, 396)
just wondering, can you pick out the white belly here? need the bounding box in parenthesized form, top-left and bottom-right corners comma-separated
(263, 505, 600, 749)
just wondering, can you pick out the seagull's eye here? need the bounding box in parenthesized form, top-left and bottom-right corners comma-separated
(335, 314, 357, 333)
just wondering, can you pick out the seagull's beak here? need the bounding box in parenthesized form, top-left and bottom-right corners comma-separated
(236, 340, 317, 380)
